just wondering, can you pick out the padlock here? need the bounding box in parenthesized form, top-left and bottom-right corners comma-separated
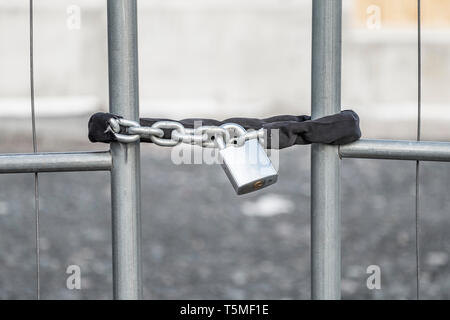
(216, 123, 278, 195)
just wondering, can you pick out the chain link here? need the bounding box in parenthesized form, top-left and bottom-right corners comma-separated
(105, 118, 265, 148)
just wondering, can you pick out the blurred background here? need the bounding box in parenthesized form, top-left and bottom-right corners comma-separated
(0, 0, 449, 299)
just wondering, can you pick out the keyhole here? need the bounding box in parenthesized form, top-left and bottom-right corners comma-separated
(254, 180, 264, 189)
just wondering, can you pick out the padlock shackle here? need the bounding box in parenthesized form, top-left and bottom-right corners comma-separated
(215, 135, 227, 150)
(214, 123, 247, 149)
(220, 123, 246, 136)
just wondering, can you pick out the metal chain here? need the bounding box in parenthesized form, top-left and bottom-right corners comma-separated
(105, 118, 265, 148)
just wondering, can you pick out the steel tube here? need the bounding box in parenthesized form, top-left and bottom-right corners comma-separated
(0, 151, 111, 173)
(310, 0, 342, 300)
(108, 0, 142, 300)
(340, 139, 450, 162)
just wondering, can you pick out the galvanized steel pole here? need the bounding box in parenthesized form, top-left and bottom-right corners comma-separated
(340, 139, 450, 162)
(107, 0, 142, 300)
(0, 151, 111, 173)
(311, 0, 342, 300)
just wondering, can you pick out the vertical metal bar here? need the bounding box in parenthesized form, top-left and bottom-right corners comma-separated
(415, 0, 422, 300)
(107, 0, 142, 300)
(310, 0, 342, 300)
(29, 0, 40, 300)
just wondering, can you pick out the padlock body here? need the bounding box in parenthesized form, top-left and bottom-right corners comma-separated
(219, 139, 278, 195)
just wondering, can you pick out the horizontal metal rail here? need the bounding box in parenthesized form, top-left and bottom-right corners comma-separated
(0, 138, 448, 175)
(0, 151, 112, 174)
(340, 139, 450, 162)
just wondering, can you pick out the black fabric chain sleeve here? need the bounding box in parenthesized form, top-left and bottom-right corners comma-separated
(88, 110, 361, 149)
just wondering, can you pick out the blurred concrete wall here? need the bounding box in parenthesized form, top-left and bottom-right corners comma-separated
(1, 0, 450, 140)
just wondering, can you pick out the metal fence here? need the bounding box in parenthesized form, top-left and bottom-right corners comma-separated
(1, 0, 450, 300)
(1, 0, 141, 300)
(312, 0, 450, 300)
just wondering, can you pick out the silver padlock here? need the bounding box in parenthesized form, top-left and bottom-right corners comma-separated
(216, 123, 278, 195)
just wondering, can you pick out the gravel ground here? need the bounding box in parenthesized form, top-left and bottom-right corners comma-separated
(0, 118, 449, 300)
